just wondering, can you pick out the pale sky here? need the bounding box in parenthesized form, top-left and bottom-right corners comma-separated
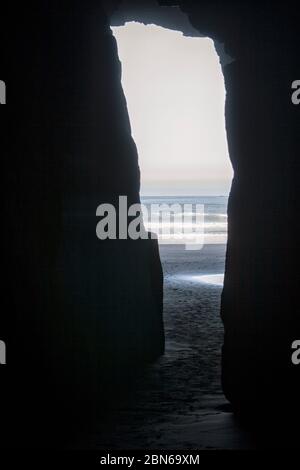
(112, 22, 233, 196)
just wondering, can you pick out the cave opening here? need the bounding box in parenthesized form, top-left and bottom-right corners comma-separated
(112, 20, 232, 276)
(110, 20, 234, 431)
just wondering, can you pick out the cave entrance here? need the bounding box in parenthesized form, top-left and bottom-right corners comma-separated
(112, 21, 232, 252)
(111, 19, 234, 444)
(113, 17, 233, 374)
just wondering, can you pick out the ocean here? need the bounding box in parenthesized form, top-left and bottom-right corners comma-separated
(141, 195, 228, 245)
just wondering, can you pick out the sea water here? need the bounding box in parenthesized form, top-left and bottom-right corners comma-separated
(141, 195, 228, 245)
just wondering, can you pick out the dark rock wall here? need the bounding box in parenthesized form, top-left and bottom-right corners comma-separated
(2, 1, 164, 445)
(179, 1, 300, 414)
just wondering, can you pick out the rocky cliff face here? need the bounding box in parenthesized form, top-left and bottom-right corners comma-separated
(2, 1, 164, 445)
(179, 1, 300, 415)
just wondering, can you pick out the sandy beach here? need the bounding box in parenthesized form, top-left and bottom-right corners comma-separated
(80, 243, 253, 450)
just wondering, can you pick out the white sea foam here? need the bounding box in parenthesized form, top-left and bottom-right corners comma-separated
(142, 195, 228, 246)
